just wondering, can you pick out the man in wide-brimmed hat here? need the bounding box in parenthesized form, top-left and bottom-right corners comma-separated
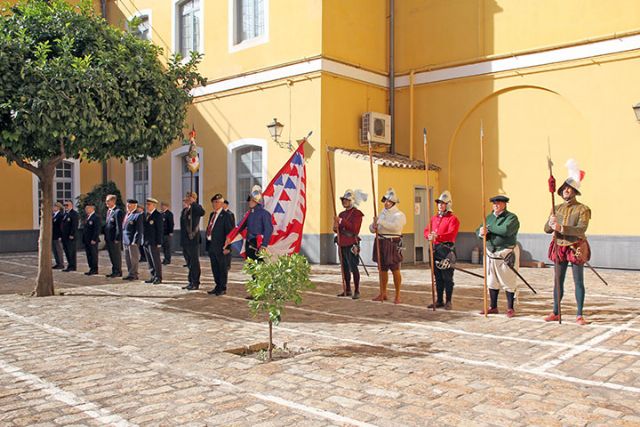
(477, 194, 520, 317)
(334, 189, 366, 299)
(425, 190, 460, 310)
(544, 159, 591, 325)
(370, 188, 406, 304)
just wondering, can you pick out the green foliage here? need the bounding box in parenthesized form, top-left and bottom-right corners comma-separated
(243, 251, 314, 326)
(0, 0, 206, 164)
(76, 180, 124, 222)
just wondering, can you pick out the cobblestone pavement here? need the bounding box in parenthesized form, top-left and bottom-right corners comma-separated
(1, 252, 640, 426)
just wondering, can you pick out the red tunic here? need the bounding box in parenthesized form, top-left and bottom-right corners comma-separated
(424, 211, 460, 244)
(337, 208, 364, 247)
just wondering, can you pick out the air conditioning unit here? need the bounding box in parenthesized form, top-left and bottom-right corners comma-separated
(360, 112, 391, 145)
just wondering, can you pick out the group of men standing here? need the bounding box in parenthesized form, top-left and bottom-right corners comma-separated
(332, 160, 592, 325)
(51, 185, 278, 297)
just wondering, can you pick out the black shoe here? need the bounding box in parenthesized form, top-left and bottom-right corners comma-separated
(144, 278, 154, 283)
(162, 261, 169, 265)
(428, 302, 445, 309)
(62, 267, 75, 272)
(444, 301, 452, 311)
(111, 273, 122, 278)
(181, 284, 191, 289)
(215, 290, 227, 296)
(105, 273, 114, 278)
(185, 285, 199, 290)
(245, 295, 254, 300)
(52, 264, 63, 269)
(122, 276, 137, 281)
(337, 291, 352, 297)
(84, 271, 97, 276)
(182, 264, 188, 267)
(207, 289, 218, 295)
(352, 291, 360, 300)
(152, 278, 162, 285)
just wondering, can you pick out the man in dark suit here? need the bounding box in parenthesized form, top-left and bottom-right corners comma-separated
(52, 202, 64, 269)
(223, 200, 235, 272)
(61, 200, 78, 272)
(161, 202, 174, 265)
(180, 192, 205, 290)
(103, 194, 124, 278)
(205, 194, 234, 295)
(143, 198, 164, 284)
(122, 199, 143, 281)
(83, 202, 101, 275)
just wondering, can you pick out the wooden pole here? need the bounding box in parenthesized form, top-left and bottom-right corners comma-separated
(547, 140, 562, 324)
(423, 128, 437, 311)
(368, 132, 384, 300)
(326, 149, 347, 296)
(480, 122, 488, 318)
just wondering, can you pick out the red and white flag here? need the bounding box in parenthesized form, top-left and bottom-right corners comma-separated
(227, 141, 307, 256)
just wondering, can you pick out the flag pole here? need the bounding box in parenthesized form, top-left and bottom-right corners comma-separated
(423, 128, 437, 311)
(368, 132, 384, 301)
(326, 148, 347, 296)
(480, 122, 488, 318)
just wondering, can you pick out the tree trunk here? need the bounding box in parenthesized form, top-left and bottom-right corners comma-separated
(34, 168, 55, 297)
(268, 319, 273, 361)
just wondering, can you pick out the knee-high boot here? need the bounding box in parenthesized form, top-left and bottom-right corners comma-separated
(372, 271, 388, 302)
(392, 269, 402, 304)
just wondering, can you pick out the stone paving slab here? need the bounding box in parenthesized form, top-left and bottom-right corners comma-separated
(1, 252, 640, 425)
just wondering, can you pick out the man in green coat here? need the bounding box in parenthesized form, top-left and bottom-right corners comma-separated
(477, 195, 520, 317)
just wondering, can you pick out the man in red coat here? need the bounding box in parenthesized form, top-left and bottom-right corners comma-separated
(424, 191, 460, 310)
(334, 189, 366, 299)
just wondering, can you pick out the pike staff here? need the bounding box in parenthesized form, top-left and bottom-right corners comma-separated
(423, 128, 437, 311)
(547, 142, 562, 324)
(326, 148, 347, 296)
(367, 132, 384, 300)
(480, 122, 488, 318)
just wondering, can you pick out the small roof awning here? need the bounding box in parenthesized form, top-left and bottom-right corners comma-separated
(329, 147, 440, 171)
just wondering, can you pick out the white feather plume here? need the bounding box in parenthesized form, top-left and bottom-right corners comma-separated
(565, 158, 582, 181)
(353, 189, 368, 206)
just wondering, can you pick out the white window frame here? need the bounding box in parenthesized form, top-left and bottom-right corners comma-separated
(31, 159, 80, 229)
(171, 145, 204, 229)
(228, 0, 269, 53)
(227, 138, 268, 216)
(126, 157, 153, 203)
(172, 0, 205, 60)
(127, 9, 153, 41)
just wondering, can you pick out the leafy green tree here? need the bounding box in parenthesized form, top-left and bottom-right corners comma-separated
(243, 250, 314, 361)
(0, 0, 205, 296)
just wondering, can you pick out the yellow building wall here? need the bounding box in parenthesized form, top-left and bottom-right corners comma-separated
(320, 75, 388, 233)
(109, 0, 322, 81)
(395, 0, 640, 73)
(0, 161, 34, 230)
(322, 0, 388, 74)
(395, 52, 640, 237)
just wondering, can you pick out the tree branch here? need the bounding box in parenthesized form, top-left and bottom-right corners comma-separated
(0, 146, 43, 178)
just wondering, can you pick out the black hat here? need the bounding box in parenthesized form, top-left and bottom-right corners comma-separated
(85, 201, 96, 207)
(211, 193, 223, 202)
(126, 199, 138, 204)
(223, 199, 229, 205)
(489, 195, 509, 203)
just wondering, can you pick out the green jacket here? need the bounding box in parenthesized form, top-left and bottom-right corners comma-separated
(476, 210, 520, 252)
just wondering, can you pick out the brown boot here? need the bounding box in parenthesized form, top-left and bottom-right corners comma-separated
(372, 271, 388, 302)
(392, 269, 402, 304)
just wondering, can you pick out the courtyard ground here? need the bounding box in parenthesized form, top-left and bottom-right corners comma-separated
(1, 252, 639, 426)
